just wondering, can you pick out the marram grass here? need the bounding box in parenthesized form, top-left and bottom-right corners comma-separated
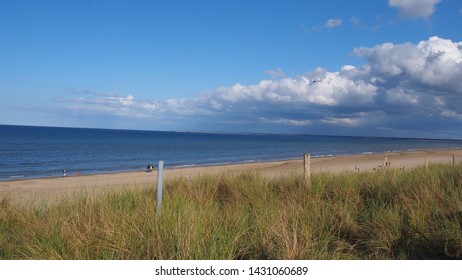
(1, 163, 461, 259)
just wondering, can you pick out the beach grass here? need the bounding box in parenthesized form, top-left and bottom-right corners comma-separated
(1, 163, 461, 259)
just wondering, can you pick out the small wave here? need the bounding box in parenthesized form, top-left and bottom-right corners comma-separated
(319, 154, 334, 157)
(8, 175, 25, 179)
(175, 164, 197, 168)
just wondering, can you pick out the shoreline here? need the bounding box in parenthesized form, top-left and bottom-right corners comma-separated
(2, 147, 460, 182)
(1, 149, 461, 202)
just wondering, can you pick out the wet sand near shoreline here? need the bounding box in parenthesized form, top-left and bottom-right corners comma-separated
(1, 149, 461, 203)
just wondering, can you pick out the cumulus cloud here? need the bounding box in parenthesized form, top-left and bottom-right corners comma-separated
(353, 36, 462, 91)
(204, 68, 376, 107)
(388, 0, 441, 19)
(351, 36, 462, 133)
(324, 18, 343, 28)
(60, 36, 462, 137)
(202, 37, 462, 136)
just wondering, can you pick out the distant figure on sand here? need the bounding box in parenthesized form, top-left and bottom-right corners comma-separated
(63, 169, 67, 177)
(147, 164, 153, 172)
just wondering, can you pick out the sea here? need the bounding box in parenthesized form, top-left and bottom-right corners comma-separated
(1, 124, 462, 181)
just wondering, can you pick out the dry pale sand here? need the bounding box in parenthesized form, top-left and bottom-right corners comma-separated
(1, 149, 461, 203)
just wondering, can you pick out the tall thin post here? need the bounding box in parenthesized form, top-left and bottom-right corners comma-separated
(453, 155, 455, 166)
(304, 153, 311, 181)
(156, 160, 164, 216)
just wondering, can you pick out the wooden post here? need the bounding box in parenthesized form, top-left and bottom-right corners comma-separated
(304, 153, 311, 181)
(453, 155, 455, 166)
(156, 160, 164, 216)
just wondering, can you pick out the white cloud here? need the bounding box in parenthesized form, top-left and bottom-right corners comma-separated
(59, 37, 462, 137)
(142, 101, 160, 111)
(349, 16, 383, 32)
(107, 94, 134, 106)
(386, 88, 419, 106)
(353, 36, 462, 91)
(305, 18, 343, 32)
(260, 117, 311, 126)
(388, 0, 441, 19)
(265, 68, 286, 80)
(324, 18, 343, 28)
(441, 109, 458, 118)
(205, 68, 376, 108)
(352, 36, 462, 129)
(322, 117, 362, 127)
(165, 98, 185, 108)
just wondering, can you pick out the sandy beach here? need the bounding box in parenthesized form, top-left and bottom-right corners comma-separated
(1, 149, 461, 202)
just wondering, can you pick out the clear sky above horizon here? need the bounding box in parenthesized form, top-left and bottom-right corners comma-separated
(1, 0, 462, 138)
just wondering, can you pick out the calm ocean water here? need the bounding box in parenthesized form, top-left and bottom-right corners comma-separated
(1, 125, 462, 180)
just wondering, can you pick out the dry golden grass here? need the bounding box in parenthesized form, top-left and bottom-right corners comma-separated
(1, 163, 461, 259)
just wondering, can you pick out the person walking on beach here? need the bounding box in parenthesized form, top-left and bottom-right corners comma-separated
(63, 169, 67, 177)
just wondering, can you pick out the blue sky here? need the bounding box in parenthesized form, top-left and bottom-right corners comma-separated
(1, 0, 462, 138)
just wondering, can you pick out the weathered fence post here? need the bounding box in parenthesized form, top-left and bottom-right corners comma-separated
(156, 160, 164, 216)
(453, 155, 455, 166)
(304, 153, 311, 182)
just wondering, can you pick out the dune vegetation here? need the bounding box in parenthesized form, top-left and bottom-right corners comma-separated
(1, 163, 461, 260)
